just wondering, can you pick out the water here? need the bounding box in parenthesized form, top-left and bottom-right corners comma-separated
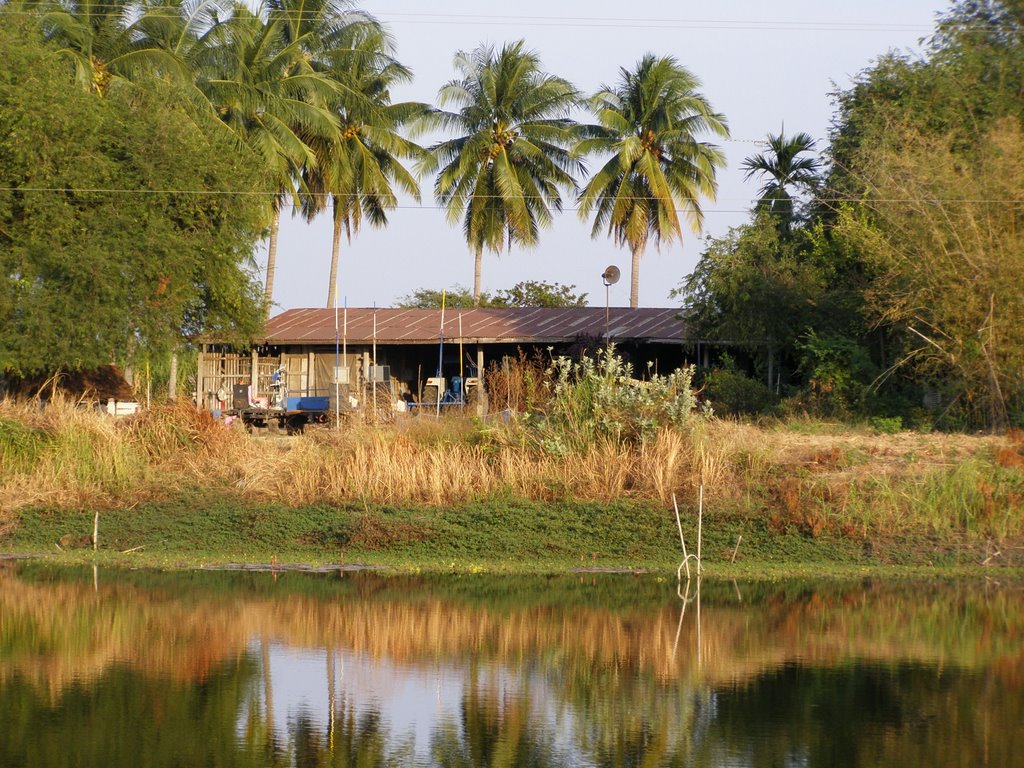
(1, 564, 1022, 767)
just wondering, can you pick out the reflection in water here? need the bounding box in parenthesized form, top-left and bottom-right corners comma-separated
(1, 564, 1022, 767)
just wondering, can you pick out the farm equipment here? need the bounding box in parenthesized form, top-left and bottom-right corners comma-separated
(225, 373, 330, 435)
(414, 375, 481, 410)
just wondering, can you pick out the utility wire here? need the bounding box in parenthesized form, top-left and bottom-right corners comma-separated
(2, 186, 1021, 209)
(4, 4, 1018, 35)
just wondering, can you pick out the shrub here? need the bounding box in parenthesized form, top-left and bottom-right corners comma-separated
(869, 416, 903, 434)
(530, 347, 697, 454)
(701, 366, 775, 416)
(796, 331, 877, 417)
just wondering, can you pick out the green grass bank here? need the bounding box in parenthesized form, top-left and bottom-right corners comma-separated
(5, 495, 1020, 576)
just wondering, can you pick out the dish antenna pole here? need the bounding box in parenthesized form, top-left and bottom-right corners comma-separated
(601, 265, 620, 346)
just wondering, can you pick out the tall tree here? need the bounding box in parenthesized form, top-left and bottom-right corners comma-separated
(740, 130, 821, 230)
(199, 4, 341, 316)
(577, 54, 728, 308)
(298, 19, 427, 308)
(40, 0, 182, 94)
(0, 21, 267, 375)
(421, 41, 583, 305)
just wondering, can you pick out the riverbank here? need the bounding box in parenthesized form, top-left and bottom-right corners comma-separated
(5, 495, 1022, 576)
(2, 399, 1023, 574)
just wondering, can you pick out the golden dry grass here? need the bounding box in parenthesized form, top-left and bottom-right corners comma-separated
(2, 398, 1020, 540)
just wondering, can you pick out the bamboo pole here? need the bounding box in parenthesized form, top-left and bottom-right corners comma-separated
(436, 291, 445, 418)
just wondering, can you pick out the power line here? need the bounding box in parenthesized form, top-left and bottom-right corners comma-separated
(6, 3, 1023, 40)
(0, 4, 1007, 35)
(2, 186, 1021, 209)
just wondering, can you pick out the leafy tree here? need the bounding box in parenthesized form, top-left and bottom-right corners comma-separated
(577, 54, 728, 308)
(395, 286, 490, 309)
(493, 280, 588, 307)
(821, 0, 1024, 426)
(836, 119, 1024, 427)
(396, 281, 587, 308)
(0, 22, 267, 375)
(421, 41, 584, 305)
(927, 0, 1024, 123)
(741, 130, 821, 231)
(675, 218, 824, 387)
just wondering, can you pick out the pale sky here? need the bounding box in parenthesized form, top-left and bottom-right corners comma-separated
(264, 1, 949, 311)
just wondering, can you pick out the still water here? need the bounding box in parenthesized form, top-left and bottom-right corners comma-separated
(1, 563, 1022, 767)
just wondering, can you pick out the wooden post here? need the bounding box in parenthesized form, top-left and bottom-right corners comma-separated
(168, 352, 178, 401)
(251, 349, 259, 397)
(476, 346, 486, 416)
(361, 351, 370, 412)
(195, 345, 205, 407)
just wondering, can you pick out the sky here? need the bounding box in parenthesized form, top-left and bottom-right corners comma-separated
(264, 1, 951, 312)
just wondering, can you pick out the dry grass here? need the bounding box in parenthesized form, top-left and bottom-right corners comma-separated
(2, 398, 1022, 541)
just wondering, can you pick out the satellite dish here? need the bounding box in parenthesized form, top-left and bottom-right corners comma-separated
(601, 265, 620, 286)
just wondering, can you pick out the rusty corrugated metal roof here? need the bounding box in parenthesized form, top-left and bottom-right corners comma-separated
(261, 307, 685, 345)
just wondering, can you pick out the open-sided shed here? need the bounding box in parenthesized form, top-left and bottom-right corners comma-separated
(196, 307, 687, 412)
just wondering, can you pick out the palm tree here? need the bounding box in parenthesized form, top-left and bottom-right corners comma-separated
(41, 0, 184, 94)
(298, 19, 427, 308)
(421, 41, 583, 305)
(741, 129, 821, 229)
(199, 3, 341, 315)
(577, 54, 728, 308)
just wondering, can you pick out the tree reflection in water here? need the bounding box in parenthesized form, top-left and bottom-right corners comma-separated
(431, 665, 559, 768)
(1, 566, 1021, 767)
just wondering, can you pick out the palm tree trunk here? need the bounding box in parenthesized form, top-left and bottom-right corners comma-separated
(473, 245, 483, 306)
(264, 205, 281, 319)
(629, 244, 643, 308)
(327, 208, 342, 308)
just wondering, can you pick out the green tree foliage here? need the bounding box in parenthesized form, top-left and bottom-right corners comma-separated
(421, 41, 584, 304)
(0, 23, 267, 375)
(822, 0, 1024, 426)
(741, 130, 821, 231)
(680, 2, 1024, 427)
(396, 286, 487, 309)
(829, 1, 1024, 197)
(397, 281, 588, 309)
(493, 280, 588, 307)
(676, 218, 824, 373)
(577, 54, 728, 308)
(837, 120, 1024, 427)
(493, 280, 589, 309)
